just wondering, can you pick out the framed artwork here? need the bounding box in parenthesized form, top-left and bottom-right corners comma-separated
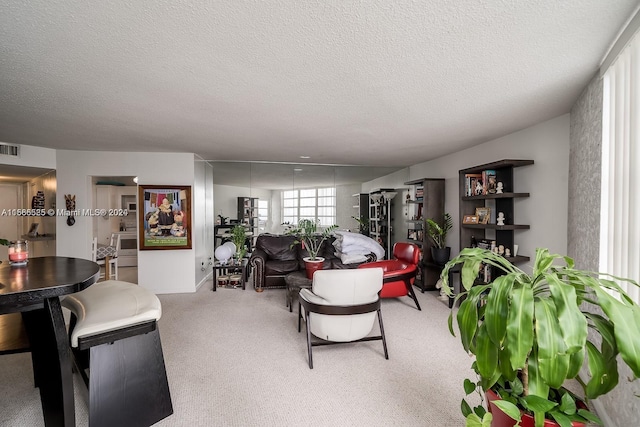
(462, 215, 479, 225)
(475, 207, 491, 225)
(138, 185, 192, 250)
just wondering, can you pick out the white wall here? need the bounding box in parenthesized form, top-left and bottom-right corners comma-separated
(365, 114, 570, 265)
(193, 158, 214, 290)
(336, 183, 361, 231)
(0, 143, 56, 169)
(56, 150, 197, 294)
(362, 168, 410, 194)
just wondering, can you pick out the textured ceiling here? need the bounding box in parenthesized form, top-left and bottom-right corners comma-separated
(0, 1, 638, 168)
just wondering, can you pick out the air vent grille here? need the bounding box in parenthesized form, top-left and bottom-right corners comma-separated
(0, 143, 20, 157)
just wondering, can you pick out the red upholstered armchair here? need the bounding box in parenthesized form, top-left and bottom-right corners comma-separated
(358, 242, 422, 310)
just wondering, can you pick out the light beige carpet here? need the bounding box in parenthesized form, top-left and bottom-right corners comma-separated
(1, 283, 479, 426)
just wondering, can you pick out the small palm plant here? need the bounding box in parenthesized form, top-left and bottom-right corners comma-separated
(426, 213, 453, 264)
(426, 213, 452, 249)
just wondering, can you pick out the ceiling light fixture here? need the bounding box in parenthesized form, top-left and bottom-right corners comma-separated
(299, 156, 310, 159)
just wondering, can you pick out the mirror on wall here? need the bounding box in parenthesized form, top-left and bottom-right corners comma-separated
(211, 161, 402, 238)
(0, 165, 57, 259)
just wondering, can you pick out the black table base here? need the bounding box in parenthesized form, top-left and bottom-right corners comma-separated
(22, 297, 75, 426)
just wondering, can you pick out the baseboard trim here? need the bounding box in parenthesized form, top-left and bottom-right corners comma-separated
(196, 271, 213, 291)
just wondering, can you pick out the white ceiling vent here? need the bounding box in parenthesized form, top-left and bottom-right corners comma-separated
(0, 143, 20, 157)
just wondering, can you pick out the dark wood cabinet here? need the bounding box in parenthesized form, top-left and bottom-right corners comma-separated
(404, 178, 445, 292)
(458, 159, 533, 265)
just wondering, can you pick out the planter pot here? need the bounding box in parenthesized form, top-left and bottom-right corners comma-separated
(486, 389, 586, 427)
(430, 247, 451, 265)
(303, 257, 325, 279)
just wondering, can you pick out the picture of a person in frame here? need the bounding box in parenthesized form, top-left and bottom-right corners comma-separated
(157, 198, 175, 236)
(476, 208, 491, 224)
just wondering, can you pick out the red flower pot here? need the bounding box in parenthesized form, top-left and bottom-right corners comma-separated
(303, 257, 324, 279)
(486, 389, 587, 427)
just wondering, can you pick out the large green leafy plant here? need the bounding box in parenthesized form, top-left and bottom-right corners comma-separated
(285, 218, 338, 260)
(441, 248, 640, 427)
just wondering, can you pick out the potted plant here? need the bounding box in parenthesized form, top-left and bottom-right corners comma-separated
(426, 213, 452, 265)
(286, 218, 338, 279)
(441, 247, 640, 427)
(230, 224, 247, 261)
(351, 215, 369, 235)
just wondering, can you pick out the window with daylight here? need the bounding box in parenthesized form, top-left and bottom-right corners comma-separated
(257, 200, 269, 232)
(600, 28, 640, 303)
(282, 187, 336, 226)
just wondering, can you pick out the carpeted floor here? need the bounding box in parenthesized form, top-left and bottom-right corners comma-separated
(1, 282, 479, 426)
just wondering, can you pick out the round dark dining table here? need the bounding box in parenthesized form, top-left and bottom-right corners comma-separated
(0, 256, 100, 427)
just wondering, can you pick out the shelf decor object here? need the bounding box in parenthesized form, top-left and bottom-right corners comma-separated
(214, 241, 236, 265)
(8, 240, 29, 266)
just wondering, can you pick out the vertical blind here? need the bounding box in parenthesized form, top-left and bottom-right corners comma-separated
(600, 29, 640, 303)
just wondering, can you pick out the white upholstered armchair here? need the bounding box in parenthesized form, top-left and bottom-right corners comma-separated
(297, 268, 388, 369)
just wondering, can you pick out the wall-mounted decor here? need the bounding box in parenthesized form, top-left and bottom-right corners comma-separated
(65, 194, 76, 226)
(138, 185, 192, 250)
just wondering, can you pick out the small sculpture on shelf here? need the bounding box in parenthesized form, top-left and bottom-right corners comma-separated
(496, 212, 505, 226)
(475, 180, 484, 196)
(496, 182, 504, 194)
(505, 248, 511, 257)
